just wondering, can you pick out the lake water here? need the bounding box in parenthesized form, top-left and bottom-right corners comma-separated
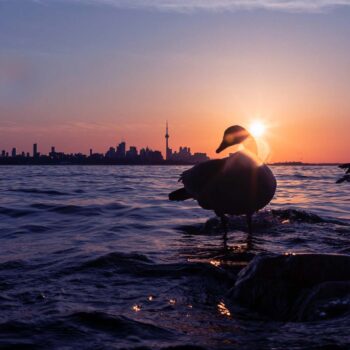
(0, 165, 349, 349)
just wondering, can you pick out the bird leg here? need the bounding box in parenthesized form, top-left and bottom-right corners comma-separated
(220, 214, 228, 249)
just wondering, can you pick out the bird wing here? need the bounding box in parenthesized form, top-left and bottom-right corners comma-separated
(179, 159, 225, 198)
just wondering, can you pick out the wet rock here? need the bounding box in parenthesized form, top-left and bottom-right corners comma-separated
(271, 209, 325, 223)
(294, 281, 350, 321)
(229, 253, 350, 321)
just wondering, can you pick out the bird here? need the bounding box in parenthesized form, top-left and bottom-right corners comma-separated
(169, 125, 277, 244)
(336, 163, 350, 183)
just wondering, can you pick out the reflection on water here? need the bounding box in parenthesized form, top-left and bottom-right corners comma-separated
(132, 304, 142, 312)
(217, 301, 231, 318)
(0, 165, 349, 349)
(210, 259, 221, 267)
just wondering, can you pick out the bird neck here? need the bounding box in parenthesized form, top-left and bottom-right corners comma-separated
(243, 136, 258, 156)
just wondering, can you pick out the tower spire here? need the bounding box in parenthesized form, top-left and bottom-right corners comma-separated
(165, 120, 170, 161)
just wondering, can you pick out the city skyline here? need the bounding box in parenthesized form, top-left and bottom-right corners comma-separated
(0, 122, 210, 164)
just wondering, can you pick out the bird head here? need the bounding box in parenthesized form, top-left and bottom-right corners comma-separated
(216, 125, 250, 153)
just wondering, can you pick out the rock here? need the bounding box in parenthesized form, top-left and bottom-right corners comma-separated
(295, 281, 350, 321)
(229, 253, 350, 321)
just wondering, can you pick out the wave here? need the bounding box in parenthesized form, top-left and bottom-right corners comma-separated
(0, 312, 175, 349)
(0, 206, 36, 218)
(271, 208, 347, 225)
(20, 225, 50, 233)
(30, 203, 102, 216)
(0, 259, 27, 271)
(9, 188, 69, 196)
(67, 311, 173, 339)
(56, 252, 232, 282)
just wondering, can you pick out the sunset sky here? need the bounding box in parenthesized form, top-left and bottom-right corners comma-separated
(1, 0, 350, 162)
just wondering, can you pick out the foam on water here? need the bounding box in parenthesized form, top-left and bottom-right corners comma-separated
(0, 165, 349, 349)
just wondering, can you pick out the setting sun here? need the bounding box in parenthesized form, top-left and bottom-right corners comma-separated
(249, 121, 266, 138)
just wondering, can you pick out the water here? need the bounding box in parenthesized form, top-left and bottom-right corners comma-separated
(0, 165, 349, 349)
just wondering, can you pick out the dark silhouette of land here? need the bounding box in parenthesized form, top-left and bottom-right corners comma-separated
(270, 162, 340, 166)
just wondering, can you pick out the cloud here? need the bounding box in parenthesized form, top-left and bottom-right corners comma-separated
(0, 120, 122, 135)
(65, 0, 350, 13)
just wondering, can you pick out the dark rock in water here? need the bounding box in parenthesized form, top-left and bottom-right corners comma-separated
(272, 208, 325, 223)
(229, 253, 350, 321)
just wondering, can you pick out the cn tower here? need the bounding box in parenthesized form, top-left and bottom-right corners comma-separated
(165, 121, 170, 160)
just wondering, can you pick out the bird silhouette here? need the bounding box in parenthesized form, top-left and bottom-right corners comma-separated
(169, 125, 276, 244)
(336, 163, 350, 183)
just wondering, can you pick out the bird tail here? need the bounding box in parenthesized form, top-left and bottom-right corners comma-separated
(169, 188, 192, 201)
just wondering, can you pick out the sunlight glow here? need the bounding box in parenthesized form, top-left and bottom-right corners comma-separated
(249, 121, 266, 138)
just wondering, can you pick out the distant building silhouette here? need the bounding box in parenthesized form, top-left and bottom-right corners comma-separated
(140, 147, 163, 162)
(168, 145, 209, 163)
(116, 142, 126, 159)
(126, 146, 138, 159)
(33, 143, 38, 158)
(165, 121, 172, 160)
(105, 147, 116, 159)
(11, 148, 16, 158)
(50, 146, 56, 158)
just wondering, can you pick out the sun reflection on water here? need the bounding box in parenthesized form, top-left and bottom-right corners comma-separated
(217, 301, 231, 317)
(132, 304, 142, 312)
(210, 259, 221, 267)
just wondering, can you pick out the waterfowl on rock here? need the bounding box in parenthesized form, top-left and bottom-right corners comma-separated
(169, 125, 276, 243)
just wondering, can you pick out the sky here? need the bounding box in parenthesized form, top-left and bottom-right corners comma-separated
(1, 0, 350, 162)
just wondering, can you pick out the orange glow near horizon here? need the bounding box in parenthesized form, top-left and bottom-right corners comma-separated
(0, 114, 348, 163)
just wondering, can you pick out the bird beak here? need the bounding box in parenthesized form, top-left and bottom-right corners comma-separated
(216, 141, 226, 153)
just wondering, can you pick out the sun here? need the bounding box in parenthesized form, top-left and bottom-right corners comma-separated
(249, 121, 266, 138)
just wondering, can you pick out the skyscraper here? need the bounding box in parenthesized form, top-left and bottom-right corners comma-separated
(165, 121, 172, 160)
(33, 143, 38, 158)
(116, 142, 126, 158)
